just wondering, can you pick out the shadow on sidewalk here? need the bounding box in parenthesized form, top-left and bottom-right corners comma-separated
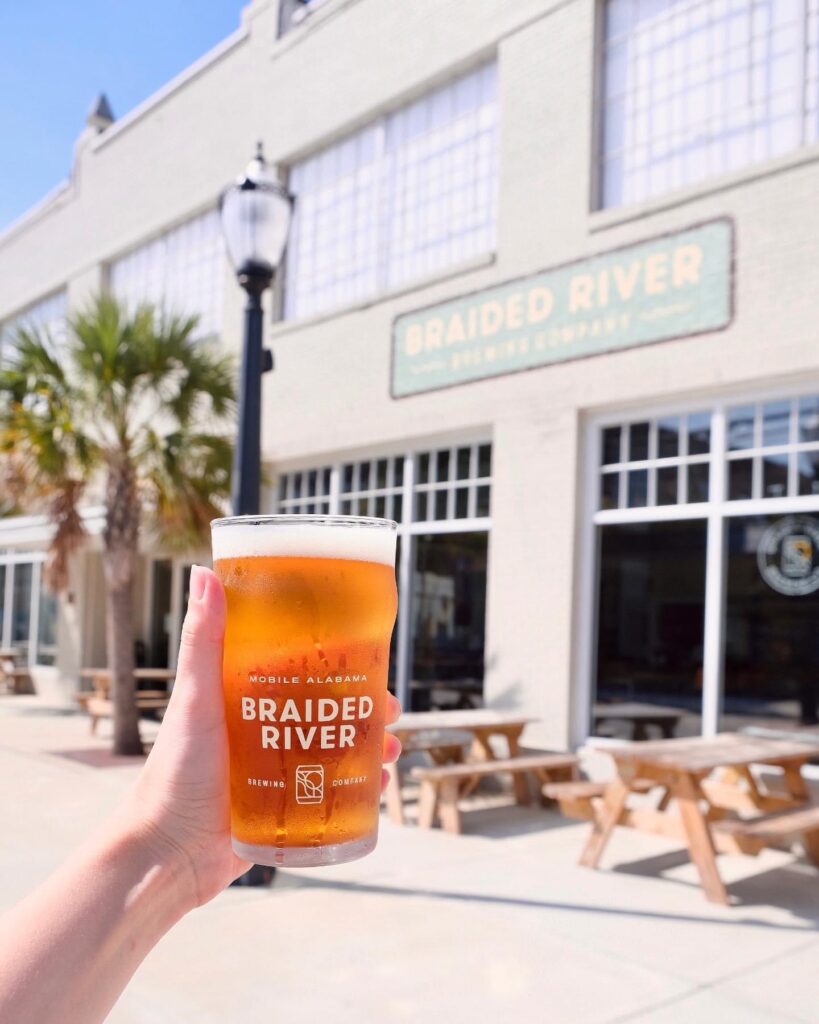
(285, 870, 819, 931)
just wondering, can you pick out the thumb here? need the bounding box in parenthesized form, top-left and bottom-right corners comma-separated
(165, 565, 226, 731)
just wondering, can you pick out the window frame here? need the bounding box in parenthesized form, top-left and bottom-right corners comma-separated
(574, 377, 819, 748)
(0, 552, 54, 667)
(273, 437, 493, 706)
(282, 60, 499, 322)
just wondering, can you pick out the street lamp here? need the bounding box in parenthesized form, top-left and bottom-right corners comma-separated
(220, 142, 292, 515)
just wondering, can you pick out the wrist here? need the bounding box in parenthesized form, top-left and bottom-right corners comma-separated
(97, 821, 198, 923)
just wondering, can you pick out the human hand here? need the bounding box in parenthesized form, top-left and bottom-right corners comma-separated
(115, 565, 402, 910)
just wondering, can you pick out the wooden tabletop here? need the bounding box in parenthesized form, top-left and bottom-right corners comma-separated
(390, 709, 535, 733)
(604, 732, 819, 773)
(81, 667, 176, 680)
(593, 703, 686, 722)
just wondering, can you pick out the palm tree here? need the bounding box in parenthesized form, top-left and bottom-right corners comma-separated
(0, 294, 235, 754)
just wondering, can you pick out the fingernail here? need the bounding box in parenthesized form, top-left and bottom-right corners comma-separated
(190, 565, 207, 602)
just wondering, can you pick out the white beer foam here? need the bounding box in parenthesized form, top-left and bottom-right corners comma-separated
(211, 521, 396, 566)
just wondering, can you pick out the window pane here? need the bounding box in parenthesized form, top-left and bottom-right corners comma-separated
(601, 472, 619, 510)
(410, 532, 487, 711)
(375, 496, 386, 518)
(687, 413, 711, 455)
(455, 487, 469, 519)
(11, 564, 33, 649)
(687, 463, 710, 503)
(37, 577, 58, 666)
(417, 453, 430, 484)
(657, 417, 679, 459)
(627, 469, 648, 507)
(434, 491, 448, 521)
(1, 289, 68, 350)
(656, 466, 678, 506)
(414, 492, 427, 521)
(797, 451, 819, 496)
(594, 520, 706, 737)
(728, 458, 754, 500)
(436, 450, 450, 483)
(376, 459, 388, 489)
(602, 426, 622, 465)
(359, 461, 371, 490)
(722, 515, 819, 732)
(456, 448, 471, 480)
(342, 463, 354, 492)
(728, 405, 755, 451)
(0, 565, 5, 641)
(762, 453, 789, 498)
(307, 469, 317, 496)
(476, 485, 491, 517)
(393, 494, 403, 523)
(477, 444, 492, 478)
(762, 400, 791, 447)
(628, 422, 649, 461)
(798, 396, 819, 443)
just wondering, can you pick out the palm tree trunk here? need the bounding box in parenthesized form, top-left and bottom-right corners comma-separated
(103, 457, 142, 756)
(105, 569, 142, 755)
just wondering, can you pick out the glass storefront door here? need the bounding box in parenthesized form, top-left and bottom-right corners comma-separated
(594, 520, 705, 738)
(722, 514, 819, 732)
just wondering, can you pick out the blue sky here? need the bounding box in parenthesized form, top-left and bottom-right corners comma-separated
(0, 1, 244, 229)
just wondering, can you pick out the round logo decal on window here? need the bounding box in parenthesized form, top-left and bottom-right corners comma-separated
(757, 515, 819, 596)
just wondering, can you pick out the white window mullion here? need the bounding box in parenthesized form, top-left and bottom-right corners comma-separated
(2, 564, 13, 650)
(702, 407, 727, 737)
(394, 453, 415, 707)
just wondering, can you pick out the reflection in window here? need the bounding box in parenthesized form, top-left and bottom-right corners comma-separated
(36, 582, 58, 666)
(11, 564, 32, 650)
(595, 520, 706, 738)
(410, 532, 487, 711)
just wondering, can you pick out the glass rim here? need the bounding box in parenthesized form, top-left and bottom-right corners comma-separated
(211, 514, 398, 531)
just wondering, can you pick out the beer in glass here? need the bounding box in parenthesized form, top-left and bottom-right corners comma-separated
(211, 514, 398, 867)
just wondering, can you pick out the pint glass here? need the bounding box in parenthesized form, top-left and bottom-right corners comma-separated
(211, 515, 398, 867)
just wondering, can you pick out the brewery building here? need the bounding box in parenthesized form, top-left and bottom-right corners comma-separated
(2, 0, 819, 749)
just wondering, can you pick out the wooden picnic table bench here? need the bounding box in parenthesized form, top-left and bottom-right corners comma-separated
(386, 710, 538, 821)
(411, 753, 579, 834)
(78, 668, 175, 733)
(577, 732, 819, 904)
(382, 728, 473, 825)
(0, 650, 31, 695)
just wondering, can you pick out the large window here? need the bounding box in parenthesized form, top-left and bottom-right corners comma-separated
(1, 289, 68, 356)
(589, 388, 819, 741)
(109, 209, 225, 340)
(600, 0, 819, 208)
(276, 441, 492, 709)
(0, 556, 56, 666)
(284, 61, 498, 320)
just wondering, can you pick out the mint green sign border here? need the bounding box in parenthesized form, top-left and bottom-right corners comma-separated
(391, 218, 735, 399)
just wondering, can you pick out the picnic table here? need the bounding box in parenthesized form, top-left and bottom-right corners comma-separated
(0, 648, 31, 694)
(78, 667, 175, 733)
(579, 733, 819, 904)
(385, 709, 576, 829)
(593, 702, 686, 740)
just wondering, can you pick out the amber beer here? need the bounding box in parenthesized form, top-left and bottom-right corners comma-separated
(211, 515, 398, 867)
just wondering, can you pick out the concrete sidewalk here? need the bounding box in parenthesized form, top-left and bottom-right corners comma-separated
(2, 697, 818, 1023)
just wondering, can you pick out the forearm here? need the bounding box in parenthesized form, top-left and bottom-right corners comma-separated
(0, 825, 194, 1024)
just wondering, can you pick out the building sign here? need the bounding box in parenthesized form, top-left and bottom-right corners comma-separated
(758, 516, 819, 596)
(391, 219, 733, 397)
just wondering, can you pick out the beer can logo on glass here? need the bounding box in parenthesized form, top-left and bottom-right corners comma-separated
(212, 514, 398, 868)
(296, 764, 324, 805)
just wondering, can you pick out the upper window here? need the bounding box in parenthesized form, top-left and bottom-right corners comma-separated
(109, 209, 225, 340)
(600, 0, 819, 208)
(284, 62, 498, 320)
(1, 289, 68, 354)
(276, 443, 492, 524)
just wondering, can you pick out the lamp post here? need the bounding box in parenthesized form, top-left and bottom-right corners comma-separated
(220, 142, 292, 516)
